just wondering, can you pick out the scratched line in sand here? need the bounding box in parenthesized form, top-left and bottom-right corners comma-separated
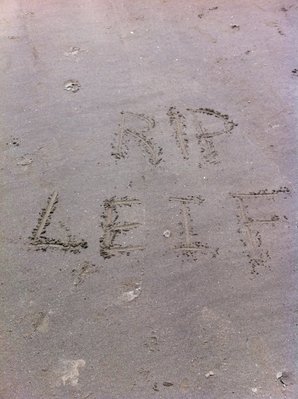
(231, 187, 290, 274)
(112, 112, 163, 166)
(100, 197, 144, 259)
(30, 191, 88, 253)
(169, 196, 218, 259)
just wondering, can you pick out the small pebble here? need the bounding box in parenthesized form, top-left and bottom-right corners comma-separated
(205, 371, 214, 378)
(64, 80, 80, 93)
(153, 382, 159, 391)
(65, 46, 81, 56)
(163, 230, 171, 238)
(276, 371, 292, 386)
(17, 157, 32, 166)
(276, 371, 283, 380)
